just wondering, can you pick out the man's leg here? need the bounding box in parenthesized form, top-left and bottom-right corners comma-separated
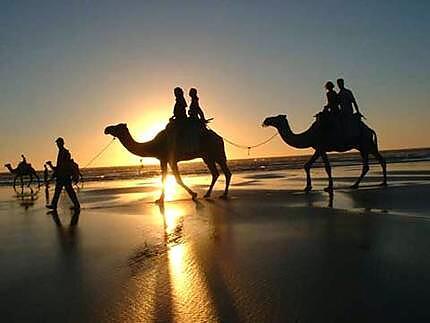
(65, 182, 80, 209)
(47, 181, 63, 209)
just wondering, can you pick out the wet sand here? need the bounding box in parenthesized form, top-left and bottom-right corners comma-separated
(1, 162, 430, 322)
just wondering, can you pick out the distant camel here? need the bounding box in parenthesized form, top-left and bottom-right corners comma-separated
(262, 114, 387, 191)
(5, 162, 40, 188)
(104, 123, 231, 203)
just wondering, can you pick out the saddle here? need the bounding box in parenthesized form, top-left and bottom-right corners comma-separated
(166, 118, 210, 155)
(315, 111, 363, 144)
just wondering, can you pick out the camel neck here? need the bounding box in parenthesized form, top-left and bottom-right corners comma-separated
(277, 120, 312, 149)
(118, 131, 155, 158)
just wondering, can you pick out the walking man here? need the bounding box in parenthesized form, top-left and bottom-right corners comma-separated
(46, 137, 80, 211)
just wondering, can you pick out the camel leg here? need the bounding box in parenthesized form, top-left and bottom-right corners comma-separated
(320, 152, 333, 192)
(19, 176, 24, 195)
(217, 159, 232, 199)
(351, 151, 369, 189)
(13, 176, 17, 190)
(28, 174, 33, 187)
(170, 162, 197, 200)
(304, 150, 320, 193)
(156, 161, 168, 204)
(203, 160, 219, 198)
(372, 150, 387, 186)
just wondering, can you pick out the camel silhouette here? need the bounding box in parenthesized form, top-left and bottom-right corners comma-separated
(104, 123, 231, 203)
(5, 162, 40, 189)
(262, 114, 387, 191)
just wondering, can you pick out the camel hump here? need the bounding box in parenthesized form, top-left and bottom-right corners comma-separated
(166, 118, 213, 154)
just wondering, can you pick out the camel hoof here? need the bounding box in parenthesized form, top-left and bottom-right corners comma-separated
(191, 192, 198, 200)
(380, 182, 388, 187)
(204, 193, 211, 199)
(219, 194, 228, 200)
(324, 186, 333, 193)
(350, 184, 359, 189)
(304, 186, 312, 193)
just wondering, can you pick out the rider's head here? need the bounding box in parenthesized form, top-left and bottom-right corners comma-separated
(325, 81, 335, 91)
(55, 137, 65, 149)
(337, 78, 345, 89)
(174, 87, 184, 98)
(189, 88, 198, 98)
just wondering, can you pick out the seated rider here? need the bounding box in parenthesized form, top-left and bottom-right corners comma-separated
(323, 81, 340, 115)
(170, 87, 187, 122)
(337, 78, 361, 118)
(337, 78, 362, 138)
(188, 88, 206, 123)
(167, 87, 187, 158)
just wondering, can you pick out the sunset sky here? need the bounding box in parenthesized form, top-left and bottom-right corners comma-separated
(1, 1, 429, 168)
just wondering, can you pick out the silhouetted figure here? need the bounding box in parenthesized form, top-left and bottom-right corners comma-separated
(167, 87, 188, 161)
(43, 164, 49, 185)
(138, 159, 144, 175)
(188, 88, 206, 122)
(21, 154, 27, 165)
(337, 78, 361, 117)
(323, 81, 340, 114)
(262, 115, 387, 193)
(171, 87, 187, 121)
(105, 123, 232, 203)
(5, 158, 40, 189)
(46, 137, 80, 211)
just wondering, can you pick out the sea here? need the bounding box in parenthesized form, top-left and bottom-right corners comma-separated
(1, 147, 429, 186)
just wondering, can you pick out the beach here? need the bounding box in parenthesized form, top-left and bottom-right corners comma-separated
(1, 161, 430, 322)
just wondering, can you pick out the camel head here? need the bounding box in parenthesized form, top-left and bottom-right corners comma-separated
(4, 163, 14, 173)
(262, 115, 287, 128)
(104, 123, 128, 138)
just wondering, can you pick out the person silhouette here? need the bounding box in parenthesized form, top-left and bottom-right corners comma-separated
(46, 137, 80, 211)
(43, 164, 49, 185)
(337, 78, 361, 117)
(323, 81, 340, 114)
(188, 88, 206, 122)
(171, 87, 187, 122)
(167, 87, 188, 160)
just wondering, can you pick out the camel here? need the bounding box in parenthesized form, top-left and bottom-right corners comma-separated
(5, 162, 40, 189)
(104, 123, 231, 203)
(262, 114, 387, 192)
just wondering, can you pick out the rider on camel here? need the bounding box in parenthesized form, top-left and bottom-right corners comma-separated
(188, 88, 206, 122)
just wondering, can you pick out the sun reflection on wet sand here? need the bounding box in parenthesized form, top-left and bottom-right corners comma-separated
(163, 175, 178, 202)
(160, 203, 218, 322)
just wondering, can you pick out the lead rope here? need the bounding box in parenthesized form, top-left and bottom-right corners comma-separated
(210, 128, 279, 155)
(78, 138, 116, 188)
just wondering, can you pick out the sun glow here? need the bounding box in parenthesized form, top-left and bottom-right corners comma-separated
(125, 120, 166, 166)
(164, 175, 177, 201)
(135, 121, 166, 143)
